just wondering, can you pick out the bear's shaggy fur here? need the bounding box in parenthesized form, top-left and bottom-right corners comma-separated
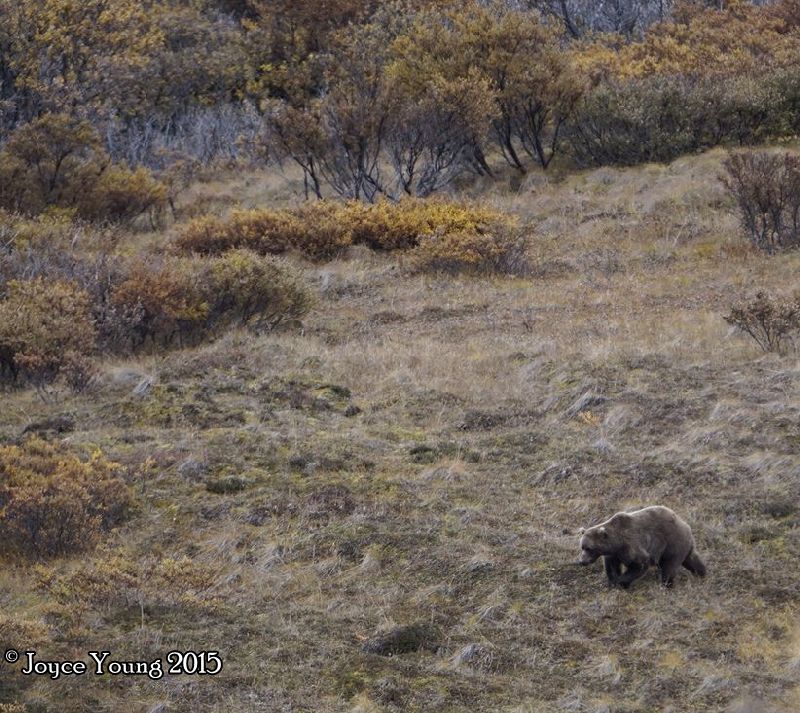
(578, 505, 706, 589)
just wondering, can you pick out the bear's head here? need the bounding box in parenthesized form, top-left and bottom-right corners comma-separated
(578, 524, 614, 565)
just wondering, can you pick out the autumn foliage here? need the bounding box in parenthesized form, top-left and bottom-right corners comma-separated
(0, 437, 131, 559)
(2, 1, 800, 193)
(577, 0, 800, 81)
(0, 278, 96, 390)
(0, 228, 312, 389)
(205, 249, 312, 332)
(176, 200, 520, 271)
(0, 114, 166, 222)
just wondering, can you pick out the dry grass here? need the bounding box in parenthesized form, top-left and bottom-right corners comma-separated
(1, 147, 799, 712)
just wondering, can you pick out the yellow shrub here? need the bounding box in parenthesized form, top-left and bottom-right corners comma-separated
(574, 2, 800, 81)
(37, 549, 219, 612)
(175, 214, 232, 254)
(405, 201, 509, 238)
(337, 200, 510, 251)
(226, 208, 298, 253)
(341, 200, 427, 250)
(0, 209, 80, 251)
(175, 199, 510, 260)
(77, 165, 167, 223)
(205, 249, 312, 332)
(0, 437, 131, 559)
(409, 226, 529, 275)
(287, 202, 354, 258)
(177, 204, 351, 259)
(0, 278, 96, 389)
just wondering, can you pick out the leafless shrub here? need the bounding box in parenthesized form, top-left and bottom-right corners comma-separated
(721, 151, 800, 253)
(104, 104, 263, 168)
(724, 291, 800, 353)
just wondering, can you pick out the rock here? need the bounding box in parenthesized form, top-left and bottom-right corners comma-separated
(371, 676, 406, 706)
(459, 410, 507, 430)
(592, 437, 614, 453)
(246, 498, 298, 525)
(408, 444, 438, 464)
(691, 676, 735, 699)
(304, 484, 356, 519)
(465, 557, 493, 574)
(359, 548, 381, 574)
(477, 603, 506, 622)
(452, 643, 495, 670)
(532, 462, 574, 485)
(132, 377, 156, 397)
(206, 476, 247, 494)
(260, 543, 285, 568)
(318, 270, 334, 293)
(177, 458, 208, 480)
(103, 367, 149, 388)
(728, 699, 780, 713)
(22, 415, 75, 437)
(361, 623, 438, 656)
(344, 404, 362, 417)
(566, 390, 608, 417)
(199, 503, 231, 520)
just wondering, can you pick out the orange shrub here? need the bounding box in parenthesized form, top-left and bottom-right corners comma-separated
(107, 253, 311, 349)
(110, 259, 209, 349)
(0, 437, 131, 559)
(722, 150, 800, 252)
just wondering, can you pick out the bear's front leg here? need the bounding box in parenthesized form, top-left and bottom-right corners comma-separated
(616, 561, 648, 590)
(604, 556, 622, 586)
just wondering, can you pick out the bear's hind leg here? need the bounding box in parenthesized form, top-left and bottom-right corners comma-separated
(682, 549, 707, 577)
(604, 556, 622, 586)
(659, 555, 683, 588)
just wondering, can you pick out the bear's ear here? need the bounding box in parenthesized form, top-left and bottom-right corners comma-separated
(597, 526, 608, 538)
(578, 527, 585, 535)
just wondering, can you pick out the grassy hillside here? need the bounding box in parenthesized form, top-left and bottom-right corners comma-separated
(1, 148, 799, 713)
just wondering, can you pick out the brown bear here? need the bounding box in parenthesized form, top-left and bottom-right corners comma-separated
(578, 505, 706, 589)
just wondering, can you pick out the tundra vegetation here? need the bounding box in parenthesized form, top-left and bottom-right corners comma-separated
(1, 1, 800, 712)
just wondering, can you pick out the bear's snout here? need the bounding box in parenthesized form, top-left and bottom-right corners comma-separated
(578, 549, 598, 565)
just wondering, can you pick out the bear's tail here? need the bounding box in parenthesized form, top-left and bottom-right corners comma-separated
(683, 549, 707, 578)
